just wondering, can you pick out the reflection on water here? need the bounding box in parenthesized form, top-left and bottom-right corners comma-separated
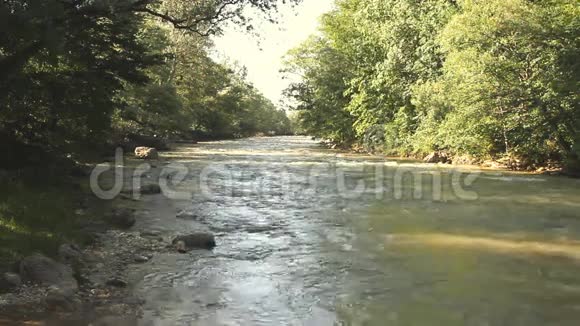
(131, 136, 580, 326)
(387, 233, 580, 260)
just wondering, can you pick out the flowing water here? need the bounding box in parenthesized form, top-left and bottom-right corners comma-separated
(131, 136, 580, 326)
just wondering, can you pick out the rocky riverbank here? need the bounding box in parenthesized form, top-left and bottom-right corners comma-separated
(0, 144, 207, 325)
(317, 138, 570, 177)
(0, 231, 165, 325)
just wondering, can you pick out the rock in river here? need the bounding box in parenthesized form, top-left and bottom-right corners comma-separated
(107, 208, 136, 229)
(106, 278, 128, 288)
(134, 255, 150, 263)
(139, 184, 162, 195)
(19, 254, 78, 291)
(134, 147, 158, 160)
(172, 233, 216, 252)
(176, 209, 202, 220)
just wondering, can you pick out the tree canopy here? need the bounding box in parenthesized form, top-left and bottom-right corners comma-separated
(1, 0, 295, 167)
(284, 0, 580, 171)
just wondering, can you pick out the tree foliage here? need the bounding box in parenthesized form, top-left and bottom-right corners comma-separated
(284, 0, 580, 170)
(0, 0, 295, 166)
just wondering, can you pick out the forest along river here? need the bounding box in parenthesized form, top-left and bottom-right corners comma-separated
(130, 136, 580, 325)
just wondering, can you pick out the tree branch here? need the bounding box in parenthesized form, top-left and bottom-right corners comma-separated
(132, 0, 244, 37)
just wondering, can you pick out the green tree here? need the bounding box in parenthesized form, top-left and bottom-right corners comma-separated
(285, 0, 579, 171)
(415, 0, 580, 167)
(1, 0, 299, 164)
(283, 35, 356, 144)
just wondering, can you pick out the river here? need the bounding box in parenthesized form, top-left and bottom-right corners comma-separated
(129, 136, 580, 325)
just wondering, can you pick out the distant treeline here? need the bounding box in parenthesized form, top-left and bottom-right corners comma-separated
(284, 0, 579, 171)
(0, 0, 295, 168)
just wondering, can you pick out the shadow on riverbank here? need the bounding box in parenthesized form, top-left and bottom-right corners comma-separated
(0, 176, 106, 270)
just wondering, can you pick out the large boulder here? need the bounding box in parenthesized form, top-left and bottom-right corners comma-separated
(134, 147, 158, 160)
(19, 254, 78, 291)
(424, 152, 450, 164)
(172, 233, 216, 252)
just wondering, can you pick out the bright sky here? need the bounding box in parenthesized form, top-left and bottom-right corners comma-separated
(212, 0, 334, 106)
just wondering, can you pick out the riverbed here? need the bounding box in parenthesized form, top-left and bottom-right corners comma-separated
(128, 136, 580, 325)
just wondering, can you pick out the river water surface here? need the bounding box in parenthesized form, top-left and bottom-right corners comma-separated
(131, 136, 580, 326)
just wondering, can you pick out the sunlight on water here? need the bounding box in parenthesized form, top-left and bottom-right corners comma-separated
(128, 136, 580, 326)
(387, 233, 580, 260)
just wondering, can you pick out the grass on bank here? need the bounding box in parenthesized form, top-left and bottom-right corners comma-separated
(0, 176, 103, 270)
